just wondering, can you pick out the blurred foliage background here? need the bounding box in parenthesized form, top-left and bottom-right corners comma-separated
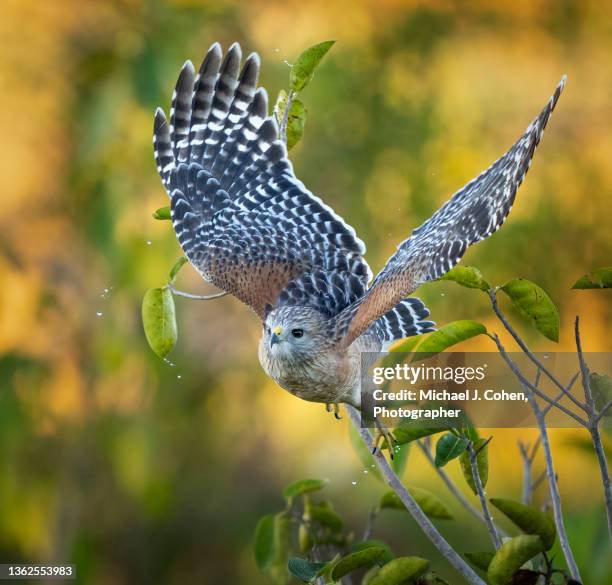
(0, 0, 610, 583)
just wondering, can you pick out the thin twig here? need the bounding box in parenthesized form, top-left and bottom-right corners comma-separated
(518, 441, 534, 505)
(362, 506, 379, 541)
(468, 442, 502, 549)
(279, 90, 295, 144)
(489, 290, 587, 412)
(417, 440, 487, 524)
(346, 406, 487, 585)
(531, 470, 547, 491)
(523, 371, 582, 581)
(575, 316, 612, 541)
(489, 333, 587, 426)
(595, 400, 612, 424)
(167, 283, 228, 301)
(542, 372, 580, 417)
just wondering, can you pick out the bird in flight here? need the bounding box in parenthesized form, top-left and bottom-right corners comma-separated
(153, 42, 565, 441)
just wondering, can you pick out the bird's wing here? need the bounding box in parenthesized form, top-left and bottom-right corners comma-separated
(335, 76, 566, 347)
(154, 43, 371, 319)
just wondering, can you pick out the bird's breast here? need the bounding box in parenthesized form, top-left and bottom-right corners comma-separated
(257, 341, 358, 404)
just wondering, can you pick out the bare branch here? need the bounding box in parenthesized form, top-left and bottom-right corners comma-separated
(542, 372, 579, 417)
(589, 423, 612, 541)
(468, 441, 502, 549)
(574, 316, 595, 415)
(489, 290, 587, 412)
(279, 90, 295, 145)
(417, 440, 489, 526)
(595, 399, 612, 424)
(518, 440, 534, 505)
(574, 317, 612, 540)
(362, 506, 379, 541)
(521, 375, 582, 581)
(167, 283, 228, 301)
(346, 406, 487, 585)
(489, 333, 587, 426)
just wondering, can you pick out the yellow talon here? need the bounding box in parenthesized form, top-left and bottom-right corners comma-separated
(372, 420, 396, 460)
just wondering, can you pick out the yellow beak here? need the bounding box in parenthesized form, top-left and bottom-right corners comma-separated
(272, 326, 283, 335)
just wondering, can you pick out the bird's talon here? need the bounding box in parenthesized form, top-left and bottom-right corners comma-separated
(333, 404, 342, 420)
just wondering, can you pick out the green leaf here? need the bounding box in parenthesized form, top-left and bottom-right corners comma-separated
(487, 535, 545, 585)
(353, 540, 394, 565)
(590, 372, 612, 415)
(572, 267, 612, 289)
(439, 266, 490, 291)
(412, 320, 487, 359)
(275, 92, 307, 150)
(393, 424, 447, 446)
(463, 552, 495, 572)
(500, 278, 560, 342)
(283, 478, 328, 502)
(168, 257, 188, 284)
(348, 423, 382, 481)
(459, 438, 489, 495)
(286, 99, 307, 150)
(380, 488, 453, 520)
(274, 89, 289, 126)
(141, 287, 177, 358)
(368, 556, 429, 585)
(298, 523, 311, 554)
(290, 40, 335, 92)
(306, 500, 343, 532)
(391, 442, 410, 478)
(287, 558, 327, 583)
(415, 572, 451, 585)
(389, 334, 424, 354)
(254, 515, 275, 572)
(434, 433, 468, 467)
(270, 512, 293, 584)
(490, 498, 556, 550)
(330, 547, 387, 581)
(152, 206, 171, 220)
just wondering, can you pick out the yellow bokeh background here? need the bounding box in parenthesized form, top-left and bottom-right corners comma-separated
(0, 1, 610, 583)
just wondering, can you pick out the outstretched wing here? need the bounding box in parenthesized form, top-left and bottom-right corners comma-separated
(336, 76, 566, 346)
(153, 43, 371, 319)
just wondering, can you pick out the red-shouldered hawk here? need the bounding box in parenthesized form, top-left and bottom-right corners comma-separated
(153, 42, 564, 410)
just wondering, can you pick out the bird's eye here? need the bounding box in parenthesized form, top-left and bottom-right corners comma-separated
(291, 328, 304, 338)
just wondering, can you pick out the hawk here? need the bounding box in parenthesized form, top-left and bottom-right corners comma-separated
(153, 42, 564, 420)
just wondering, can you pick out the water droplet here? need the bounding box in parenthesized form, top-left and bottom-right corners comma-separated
(274, 48, 280, 53)
(177, 374, 182, 379)
(363, 469, 368, 474)
(283, 59, 292, 67)
(440, 293, 445, 297)
(163, 358, 176, 367)
(96, 311, 103, 317)
(146, 240, 152, 246)
(351, 480, 357, 486)
(370, 464, 376, 468)
(543, 354, 549, 359)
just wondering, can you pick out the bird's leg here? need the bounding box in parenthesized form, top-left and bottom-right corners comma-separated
(372, 418, 396, 460)
(325, 403, 342, 420)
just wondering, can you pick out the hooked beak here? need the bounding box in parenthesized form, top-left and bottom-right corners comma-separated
(270, 326, 283, 347)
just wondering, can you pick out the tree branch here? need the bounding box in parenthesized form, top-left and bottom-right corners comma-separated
(574, 316, 612, 541)
(489, 290, 587, 412)
(521, 372, 582, 581)
(346, 406, 487, 585)
(468, 441, 502, 549)
(167, 283, 228, 301)
(417, 440, 488, 524)
(489, 333, 587, 426)
(279, 90, 295, 145)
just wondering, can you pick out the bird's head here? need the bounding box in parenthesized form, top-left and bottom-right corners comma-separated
(263, 306, 330, 361)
